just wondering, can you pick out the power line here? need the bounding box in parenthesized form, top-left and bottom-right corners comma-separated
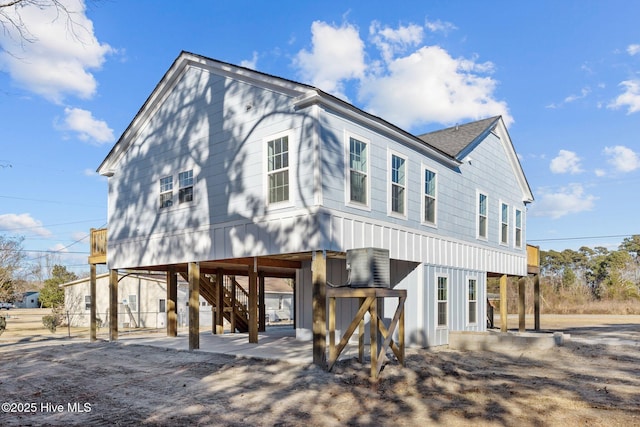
(0, 218, 105, 232)
(0, 195, 105, 208)
(529, 234, 638, 243)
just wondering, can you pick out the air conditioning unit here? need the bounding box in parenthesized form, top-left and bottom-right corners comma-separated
(346, 248, 390, 288)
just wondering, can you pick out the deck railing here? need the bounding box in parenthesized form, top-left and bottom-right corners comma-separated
(89, 228, 107, 264)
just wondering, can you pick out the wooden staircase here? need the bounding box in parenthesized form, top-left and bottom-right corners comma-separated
(179, 272, 250, 333)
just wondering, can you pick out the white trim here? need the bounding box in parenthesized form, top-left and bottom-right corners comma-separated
(466, 275, 478, 326)
(264, 130, 295, 210)
(476, 190, 488, 241)
(499, 200, 509, 246)
(421, 163, 438, 228)
(344, 130, 371, 211)
(514, 207, 523, 249)
(435, 273, 449, 329)
(387, 149, 408, 220)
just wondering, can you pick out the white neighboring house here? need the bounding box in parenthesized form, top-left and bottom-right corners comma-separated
(15, 291, 40, 308)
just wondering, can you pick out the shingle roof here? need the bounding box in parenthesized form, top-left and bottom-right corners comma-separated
(416, 116, 501, 158)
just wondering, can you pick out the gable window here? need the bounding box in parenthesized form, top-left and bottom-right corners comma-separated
(390, 153, 406, 216)
(468, 278, 477, 324)
(500, 202, 509, 245)
(348, 137, 368, 205)
(160, 176, 173, 208)
(515, 208, 523, 248)
(423, 167, 437, 225)
(267, 135, 289, 204)
(437, 276, 448, 327)
(179, 170, 194, 203)
(478, 193, 488, 239)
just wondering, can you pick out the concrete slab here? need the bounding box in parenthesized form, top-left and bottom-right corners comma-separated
(448, 330, 569, 352)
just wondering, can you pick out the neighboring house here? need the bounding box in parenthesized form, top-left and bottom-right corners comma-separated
(94, 51, 534, 351)
(15, 291, 40, 308)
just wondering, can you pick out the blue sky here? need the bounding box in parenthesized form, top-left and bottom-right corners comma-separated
(1, 0, 639, 275)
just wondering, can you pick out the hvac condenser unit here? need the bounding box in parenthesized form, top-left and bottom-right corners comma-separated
(346, 248, 390, 288)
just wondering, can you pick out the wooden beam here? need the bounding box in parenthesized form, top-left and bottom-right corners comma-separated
(312, 250, 327, 367)
(518, 276, 526, 332)
(500, 274, 508, 333)
(214, 257, 302, 270)
(248, 260, 258, 343)
(215, 269, 224, 334)
(109, 269, 118, 341)
(188, 262, 200, 350)
(370, 296, 378, 380)
(258, 273, 266, 332)
(534, 273, 541, 331)
(166, 268, 177, 337)
(89, 264, 97, 342)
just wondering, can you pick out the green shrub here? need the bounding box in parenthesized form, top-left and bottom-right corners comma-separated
(42, 314, 61, 333)
(0, 316, 6, 336)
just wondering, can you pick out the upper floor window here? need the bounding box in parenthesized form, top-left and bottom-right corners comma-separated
(437, 276, 448, 327)
(478, 193, 488, 239)
(179, 170, 194, 203)
(423, 167, 437, 225)
(348, 137, 368, 206)
(267, 135, 289, 204)
(515, 208, 523, 248)
(390, 153, 406, 216)
(500, 202, 509, 245)
(160, 176, 173, 208)
(468, 278, 477, 325)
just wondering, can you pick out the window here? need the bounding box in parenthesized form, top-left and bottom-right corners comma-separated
(501, 202, 509, 245)
(478, 193, 488, 238)
(348, 137, 368, 205)
(278, 295, 284, 310)
(267, 135, 289, 204)
(128, 295, 137, 312)
(468, 278, 477, 324)
(423, 168, 437, 225)
(159, 299, 166, 313)
(178, 170, 194, 204)
(160, 176, 173, 208)
(437, 276, 448, 327)
(390, 153, 406, 215)
(85, 295, 91, 311)
(515, 209, 523, 248)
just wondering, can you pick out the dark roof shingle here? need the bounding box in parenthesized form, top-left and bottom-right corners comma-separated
(417, 116, 501, 158)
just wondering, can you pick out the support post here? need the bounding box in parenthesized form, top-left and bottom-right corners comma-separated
(518, 277, 526, 332)
(109, 269, 118, 341)
(166, 268, 177, 337)
(259, 273, 266, 332)
(248, 260, 258, 343)
(215, 269, 224, 334)
(188, 262, 200, 350)
(534, 274, 541, 331)
(500, 274, 508, 333)
(370, 296, 378, 380)
(312, 250, 327, 367)
(89, 263, 97, 342)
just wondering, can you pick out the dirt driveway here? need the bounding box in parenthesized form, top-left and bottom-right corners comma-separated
(0, 315, 639, 426)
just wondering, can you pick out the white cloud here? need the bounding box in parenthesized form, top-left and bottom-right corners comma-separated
(0, 0, 113, 103)
(627, 44, 640, 56)
(424, 18, 457, 34)
(530, 184, 596, 219)
(60, 107, 114, 144)
(240, 51, 258, 70)
(595, 169, 606, 177)
(369, 21, 423, 63)
(293, 21, 366, 99)
(0, 213, 52, 237)
(50, 243, 69, 253)
(603, 145, 640, 173)
(550, 150, 583, 174)
(609, 80, 640, 114)
(564, 87, 591, 103)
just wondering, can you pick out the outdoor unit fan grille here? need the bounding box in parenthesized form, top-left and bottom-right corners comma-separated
(346, 248, 390, 288)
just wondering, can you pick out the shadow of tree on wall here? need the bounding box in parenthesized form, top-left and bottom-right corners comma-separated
(3, 339, 640, 426)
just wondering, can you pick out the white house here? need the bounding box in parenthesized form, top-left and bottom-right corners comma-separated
(90, 51, 537, 362)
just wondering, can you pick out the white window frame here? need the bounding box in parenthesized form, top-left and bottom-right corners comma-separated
(466, 276, 478, 325)
(422, 164, 437, 227)
(264, 131, 294, 208)
(128, 294, 137, 312)
(477, 191, 488, 240)
(344, 131, 371, 210)
(178, 169, 194, 204)
(514, 208, 523, 248)
(159, 175, 174, 209)
(436, 275, 448, 328)
(500, 201, 509, 246)
(84, 295, 91, 311)
(388, 150, 408, 219)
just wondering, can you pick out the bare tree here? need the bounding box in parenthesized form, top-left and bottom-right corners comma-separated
(0, 234, 26, 302)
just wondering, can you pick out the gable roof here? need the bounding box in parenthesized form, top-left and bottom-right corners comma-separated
(417, 116, 501, 158)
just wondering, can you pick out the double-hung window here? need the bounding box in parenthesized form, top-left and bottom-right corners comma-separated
(179, 170, 194, 203)
(500, 202, 509, 245)
(348, 137, 368, 205)
(478, 193, 488, 239)
(515, 208, 523, 248)
(159, 176, 173, 208)
(267, 135, 289, 204)
(468, 278, 477, 324)
(390, 153, 406, 216)
(437, 276, 448, 327)
(423, 168, 437, 225)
